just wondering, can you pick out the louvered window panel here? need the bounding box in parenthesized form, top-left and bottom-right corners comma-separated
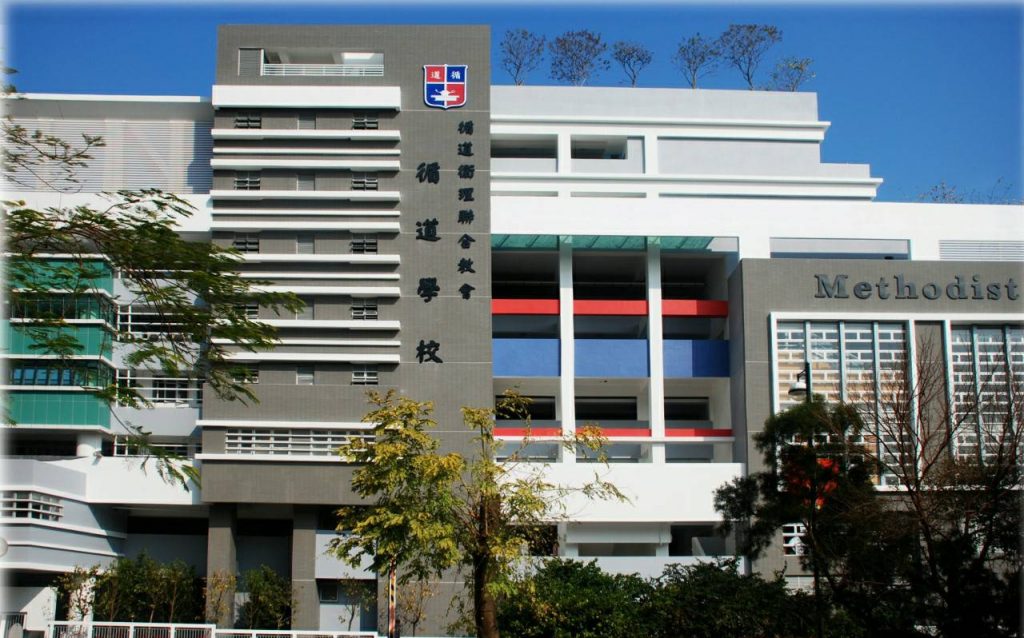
(7, 118, 213, 193)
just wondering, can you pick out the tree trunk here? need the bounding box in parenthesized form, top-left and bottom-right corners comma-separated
(473, 553, 499, 638)
(474, 494, 501, 638)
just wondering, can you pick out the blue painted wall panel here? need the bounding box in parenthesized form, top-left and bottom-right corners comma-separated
(664, 340, 730, 377)
(575, 339, 649, 377)
(493, 339, 560, 376)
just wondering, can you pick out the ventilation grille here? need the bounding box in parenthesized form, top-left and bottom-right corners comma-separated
(939, 240, 1024, 262)
(6, 118, 213, 193)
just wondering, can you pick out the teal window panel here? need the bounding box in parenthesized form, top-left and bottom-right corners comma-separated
(8, 391, 111, 428)
(6, 325, 112, 357)
(492, 234, 559, 251)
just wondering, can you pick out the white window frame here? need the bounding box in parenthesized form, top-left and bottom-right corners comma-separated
(234, 171, 261, 190)
(350, 234, 378, 254)
(232, 233, 260, 253)
(351, 299, 378, 320)
(352, 365, 379, 385)
(296, 365, 315, 386)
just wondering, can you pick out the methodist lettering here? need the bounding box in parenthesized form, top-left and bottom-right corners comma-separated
(815, 274, 1019, 301)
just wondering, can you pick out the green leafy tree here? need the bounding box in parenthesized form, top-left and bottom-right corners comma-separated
(499, 29, 546, 86)
(769, 56, 815, 91)
(714, 397, 920, 636)
(647, 560, 818, 638)
(498, 559, 651, 638)
(611, 41, 653, 87)
(237, 565, 294, 629)
(717, 24, 782, 89)
(548, 30, 611, 86)
(61, 554, 203, 623)
(331, 390, 624, 638)
(673, 33, 721, 88)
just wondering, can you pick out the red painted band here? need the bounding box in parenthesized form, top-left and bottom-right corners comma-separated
(661, 300, 729, 317)
(491, 299, 559, 315)
(573, 300, 648, 315)
(665, 428, 734, 438)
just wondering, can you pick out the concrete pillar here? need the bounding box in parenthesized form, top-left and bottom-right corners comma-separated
(557, 133, 572, 175)
(643, 134, 658, 175)
(647, 241, 667, 463)
(75, 432, 103, 458)
(291, 507, 320, 629)
(559, 238, 576, 464)
(206, 504, 238, 627)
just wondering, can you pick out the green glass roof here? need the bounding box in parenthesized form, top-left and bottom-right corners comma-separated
(491, 234, 715, 252)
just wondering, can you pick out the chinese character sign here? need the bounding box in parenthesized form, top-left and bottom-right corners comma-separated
(424, 65, 468, 110)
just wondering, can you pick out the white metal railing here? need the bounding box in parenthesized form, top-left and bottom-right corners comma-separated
(49, 622, 213, 638)
(118, 306, 187, 340)
(117, 371, 203, 408)
(2, 612, 26, 637)
(261, 63, 384, 77)
(216, 631, 376, 638)
(48, 625, 378, 638)
(225, 428, 373, 456)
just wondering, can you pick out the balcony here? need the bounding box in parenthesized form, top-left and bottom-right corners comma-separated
(262, 62, 384, 77)
(507, 462, 744, 521)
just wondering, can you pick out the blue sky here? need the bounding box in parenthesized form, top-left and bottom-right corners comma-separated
(6, 0, 1022, 202)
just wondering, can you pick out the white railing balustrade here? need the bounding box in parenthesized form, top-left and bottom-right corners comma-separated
(50, 622, 213, 638)
(48, 625, 377, 638)
(261, 64, 384, 77)
(225, 428, 373, 456)
(117, 370, 203, 407)
(2, 612, 26, 638)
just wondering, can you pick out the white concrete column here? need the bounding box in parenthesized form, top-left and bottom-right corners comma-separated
(557, 522, 576, 557)
(557, 133, 572, 175)
(738, 234, 771, 260)
(647, 240, 666, 464)
(643, 133, 658, 175)
(559, 237, 576, 464)
(76, 432, 103, 458)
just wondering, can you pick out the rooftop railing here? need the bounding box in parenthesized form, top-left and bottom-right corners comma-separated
(262, 63, 384, 77)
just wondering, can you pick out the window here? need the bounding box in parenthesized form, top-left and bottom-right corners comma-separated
(351, 173, 379, 191)
(351, 299, 378, 320)
(232, 233, 260, 253)
(950, 324, 1024, 463)
(352, 112, 379, 130)
(296, 173, 315, 191)
(296, 365, 315, 385)
(1, 491, 63, 521)
(318, 582, 339, 603)
(152, 378, 191, 404)
(237, 303, 259, 319)
(775, 320, 910, 487)
(352, 365, 378, 385)
(234, 171, 261, 190)
(232, 366, 259, 385)
(782, 523, 807, 556)
(234, 111, 262, 129)
(298, 113, 317, 130)
(350, 234, 378, 254)
(296, 233, 315, 254)
(9, 362, 112, 388)
(296, 296, 314, 320)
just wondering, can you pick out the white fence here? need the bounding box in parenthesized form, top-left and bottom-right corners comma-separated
(48, 624, 379, 638)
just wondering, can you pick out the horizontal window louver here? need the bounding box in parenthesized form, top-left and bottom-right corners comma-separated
(6, 118, 213, 193)
(939, 240, 1024, 261)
